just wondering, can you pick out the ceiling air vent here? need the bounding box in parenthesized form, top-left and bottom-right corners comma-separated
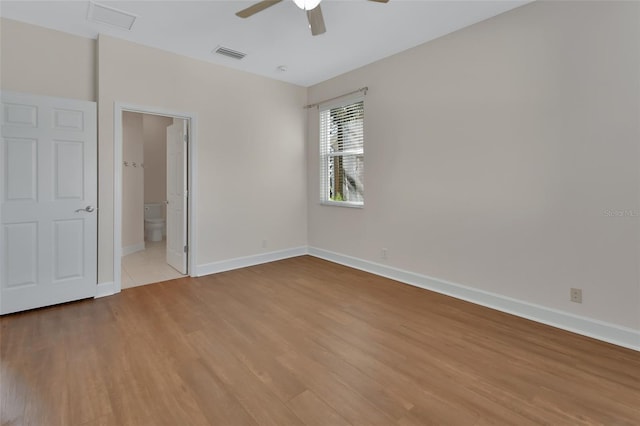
(214, 46, 246, 60)
(87, 1, 137, 30)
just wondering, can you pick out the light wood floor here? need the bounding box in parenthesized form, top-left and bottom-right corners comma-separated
(1, 256, 639, 425)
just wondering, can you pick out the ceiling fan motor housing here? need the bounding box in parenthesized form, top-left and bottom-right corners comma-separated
(293, 0, 322, 11)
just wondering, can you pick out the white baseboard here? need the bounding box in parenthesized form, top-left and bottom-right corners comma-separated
(122, 242, 145, 257)
(308, 247, 640, 352)
(194, 246, 308, 277)
(95, 281, 118, 298)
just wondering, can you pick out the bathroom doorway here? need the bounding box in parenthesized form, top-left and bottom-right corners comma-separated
(115, 106, 196, 290)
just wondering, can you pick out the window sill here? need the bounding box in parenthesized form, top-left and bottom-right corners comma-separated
(320, 200, 364, 209)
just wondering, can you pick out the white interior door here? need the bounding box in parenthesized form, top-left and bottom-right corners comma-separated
(1, 92, 97, 315)
(166, 119, 187, 274)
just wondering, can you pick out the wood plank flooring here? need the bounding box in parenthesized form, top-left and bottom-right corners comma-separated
(1, 256, 639, 425)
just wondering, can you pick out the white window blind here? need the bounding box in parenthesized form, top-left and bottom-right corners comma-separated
(319, 98, 364, 206)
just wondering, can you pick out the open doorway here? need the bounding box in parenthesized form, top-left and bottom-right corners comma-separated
(113, 104, 198, 293)
(120, 112, 186, 288)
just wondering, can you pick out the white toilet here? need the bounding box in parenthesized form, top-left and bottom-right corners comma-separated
(144, 203, 165, 242)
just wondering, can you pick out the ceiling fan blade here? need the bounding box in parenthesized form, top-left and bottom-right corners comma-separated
(307, 5, 326, 36)
(368, 0, 390, 2)
(236, 0, 283, 18)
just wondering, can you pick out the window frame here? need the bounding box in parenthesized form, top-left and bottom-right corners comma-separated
(319, 95, 365, 208)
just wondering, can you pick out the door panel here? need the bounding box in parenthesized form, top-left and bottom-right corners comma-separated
(0, 92, 97, 315)
(166, 119, 187, 274)
(4, 222, 38, 288)
(3, 103, 37, 127)
(54, 140, 84, 199)
(53, 109, 84, 131)
(53, 219, 84, 281)
(5, 137, 38, 201)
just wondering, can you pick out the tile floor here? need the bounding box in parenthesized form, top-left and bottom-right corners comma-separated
(121, 240, 186, 289)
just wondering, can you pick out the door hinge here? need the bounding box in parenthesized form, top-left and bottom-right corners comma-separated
(184, 245, 188, 253)
(183, 134, 188, 143)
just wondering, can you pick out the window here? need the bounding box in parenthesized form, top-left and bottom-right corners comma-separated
(320, 98, 364, 206)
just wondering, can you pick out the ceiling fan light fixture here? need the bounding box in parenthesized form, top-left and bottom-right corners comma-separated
(293, 0, 322, 11)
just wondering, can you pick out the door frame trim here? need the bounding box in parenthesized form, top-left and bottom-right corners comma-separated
(113, 102, 198, 293)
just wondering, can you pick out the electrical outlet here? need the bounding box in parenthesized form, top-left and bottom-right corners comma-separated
(570, 288, 582, 303)
(381, 248, 388, 260)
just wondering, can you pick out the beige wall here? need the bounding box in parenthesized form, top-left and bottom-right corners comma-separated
(98, 35, 308, 283)
(307, 1, 640, 330)
(0, 18, 95, 101)
(122, 112, 144, 249)
(143, 114, 173, 205)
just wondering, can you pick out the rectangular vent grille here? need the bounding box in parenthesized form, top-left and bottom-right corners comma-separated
(214, 46, 246, 60)
(87, 2, 136, 30)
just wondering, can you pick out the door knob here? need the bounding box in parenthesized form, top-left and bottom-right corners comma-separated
(75, 206, 96, 213)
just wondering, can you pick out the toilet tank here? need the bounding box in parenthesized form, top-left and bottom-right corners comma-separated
(144, 203, 164, 220)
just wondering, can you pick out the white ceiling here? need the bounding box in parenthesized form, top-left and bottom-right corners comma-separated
(0, 0, 530, 87)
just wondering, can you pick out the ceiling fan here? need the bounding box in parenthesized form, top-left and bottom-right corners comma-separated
(236, 0, 389, 36)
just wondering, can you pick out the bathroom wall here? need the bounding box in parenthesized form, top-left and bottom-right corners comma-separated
(122, 111, 145, 253)
(143, 114, 173, 205)
(123, 112, 172, 250)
